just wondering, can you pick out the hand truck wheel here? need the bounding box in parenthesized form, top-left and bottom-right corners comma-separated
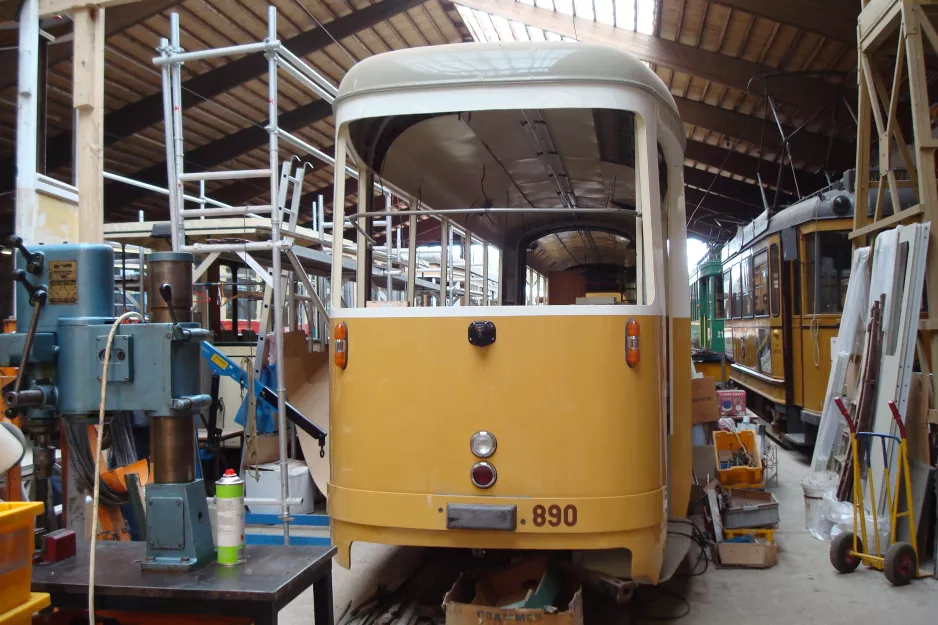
(830, 531, 862, 573)
(883, 542, 917, 586)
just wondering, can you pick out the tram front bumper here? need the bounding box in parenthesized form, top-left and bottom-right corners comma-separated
(328, 485, 668, 582)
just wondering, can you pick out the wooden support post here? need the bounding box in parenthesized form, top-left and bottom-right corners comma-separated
(72, 5, 105, 243)
(903, 1, 938, 393)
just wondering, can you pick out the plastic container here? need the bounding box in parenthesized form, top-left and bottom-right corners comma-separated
(801, 471, 838, 541)
(722, 489, 780, 529)
(713, 430, 764, 488)
(0, 593, 49, 625)
(0, 502, 43, 615)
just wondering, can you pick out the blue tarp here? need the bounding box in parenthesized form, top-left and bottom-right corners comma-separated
(234, 364, 277, 434)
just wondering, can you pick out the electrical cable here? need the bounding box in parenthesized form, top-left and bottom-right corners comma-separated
(88, 312, 143, 625)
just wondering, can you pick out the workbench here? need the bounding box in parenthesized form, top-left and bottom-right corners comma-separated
(32, 541, 336, 625)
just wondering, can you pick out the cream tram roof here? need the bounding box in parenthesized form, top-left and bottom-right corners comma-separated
(333, 42, 682, 261)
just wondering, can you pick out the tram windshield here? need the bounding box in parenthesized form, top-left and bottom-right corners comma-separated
(342, 107, 664, 307)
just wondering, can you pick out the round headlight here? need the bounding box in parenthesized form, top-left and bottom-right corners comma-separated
(470, 431, 497, 458)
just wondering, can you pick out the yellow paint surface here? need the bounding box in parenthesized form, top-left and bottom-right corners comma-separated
(328, 313, 677, 583)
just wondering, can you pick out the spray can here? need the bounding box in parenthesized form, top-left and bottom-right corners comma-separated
(215, 469, 246, 566)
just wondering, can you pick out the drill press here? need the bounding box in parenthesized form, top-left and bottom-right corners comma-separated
(0, 240, 217, 570)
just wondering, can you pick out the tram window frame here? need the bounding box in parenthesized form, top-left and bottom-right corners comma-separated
(741, 257, 753, 318)
(731, 263, 742, 319)
(805, 230, 852, 315)
(753, 250, 769, 317)
(721, 269, 731, 319)
(715, 273, 725, 319)
(770, 244, 781, 317)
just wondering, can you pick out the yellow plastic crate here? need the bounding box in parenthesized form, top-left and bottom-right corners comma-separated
(0, 502, 43, 615)
(0, 593, 50, 625)
(713, 430, 764, 489)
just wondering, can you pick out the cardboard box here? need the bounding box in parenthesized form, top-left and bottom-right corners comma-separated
(717, 541, 778, 568)
(691, 377, 720, 423)
(716, 389, 747, 417)
(444, 559, 583, 625)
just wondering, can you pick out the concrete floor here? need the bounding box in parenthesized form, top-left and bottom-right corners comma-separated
(280, 446, 937, 624)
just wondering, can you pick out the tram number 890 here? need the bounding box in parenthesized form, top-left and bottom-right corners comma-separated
(531, 504, 577, 527)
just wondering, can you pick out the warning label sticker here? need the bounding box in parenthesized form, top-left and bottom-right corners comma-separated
(49, 260, 78, 304)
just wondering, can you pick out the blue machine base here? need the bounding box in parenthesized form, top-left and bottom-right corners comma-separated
(144, 480, 216, 571)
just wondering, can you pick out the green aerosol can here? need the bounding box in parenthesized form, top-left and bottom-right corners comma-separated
(215, 469, 246, 566)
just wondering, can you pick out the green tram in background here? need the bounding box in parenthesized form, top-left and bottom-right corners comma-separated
(690, 257, 726, 381)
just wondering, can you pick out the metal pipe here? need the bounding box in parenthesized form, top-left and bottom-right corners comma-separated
(330, 127, 349, 310)
(180, 206, 273, 217)
(15, 0, 39, 245)
(267, 6, 290, 544)
(179, 169, 271, 182)
(275, 128, 358, 179)
(274, 56, 334, 103)
(151, 417, 197, 483)
(345, 207, 635, 219)
(277, 46, 338, 96)
(169, 15, 186, 251)
(439, 216, 448, 307)
(208, 496, 303, 506)
(317, 195, 324, 240)
(385, 193, 392, 297)
(103, 171, 236, 209)
(148, 251, 193, 323)
(138, 210, 146, 313)
(153, 40, 278, 65)
(181, 240, 292, 253)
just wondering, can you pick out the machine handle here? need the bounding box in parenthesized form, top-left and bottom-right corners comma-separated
(158, 283, 179, 326)
(6, 236, 44, 275)
(833, 396, 855, 434)
(12, 270, 47, 306)
(886, 400, 907, 440)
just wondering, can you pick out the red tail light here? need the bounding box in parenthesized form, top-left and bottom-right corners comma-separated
(470, 462, 496, 489)
(626, 318, 640, 368)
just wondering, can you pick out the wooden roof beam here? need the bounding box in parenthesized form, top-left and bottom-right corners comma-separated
(1, 0, 426, 186)
(685, 139, 827, 197)
(675, 96, 855, 170)
(682, 165, 778, 206)
(712, 0, 859, 43)
(454, 0, 840, 112)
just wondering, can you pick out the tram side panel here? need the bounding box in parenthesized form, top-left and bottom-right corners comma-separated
(328, 313, 670, 583)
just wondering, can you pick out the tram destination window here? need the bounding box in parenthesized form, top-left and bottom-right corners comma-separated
(805, 231, 852, 314)
(753, 250, 768, 317)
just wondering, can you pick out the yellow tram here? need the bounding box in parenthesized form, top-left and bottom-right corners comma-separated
(720, 175, 914, 446)
(326, 42, 692, 584)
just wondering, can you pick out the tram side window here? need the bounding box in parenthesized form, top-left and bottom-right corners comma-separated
(770, 244, 780, 317)
(731, 264, 741, 319)
(741, 258, 753, 317)
(805, 231, 852, 314)
(753, 251, 768, 316)
(721, 269, 731, 319)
